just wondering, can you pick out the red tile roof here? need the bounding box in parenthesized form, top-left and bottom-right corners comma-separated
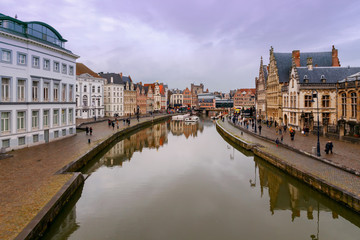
(76, 63, 102, 78)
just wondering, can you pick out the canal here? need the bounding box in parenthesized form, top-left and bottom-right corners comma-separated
(43, 118, 360, 240)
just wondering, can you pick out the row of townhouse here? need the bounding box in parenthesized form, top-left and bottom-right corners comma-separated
(169, 83, 209, 109)
(0, 13, 169, 152)
(255, 45, 360, 138)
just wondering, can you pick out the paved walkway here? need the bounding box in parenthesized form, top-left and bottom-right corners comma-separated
(218, 120, 360, 195)
(230, 120, 360, 174)
(0, 115, 168, 240)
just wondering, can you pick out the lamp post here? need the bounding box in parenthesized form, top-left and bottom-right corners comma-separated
(312, 90, 321, 157)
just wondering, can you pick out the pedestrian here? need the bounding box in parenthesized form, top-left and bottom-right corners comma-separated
(94, 116, 96, 121)
(284, 125, 287, 133)
(128, 118, 131, 126)
(275, 138, 279, 147)
(85, 126, 89, 135)
(329, 141, 333, 154)
(137, 114, 140, 122)
(281, 134, 283, 143)
(290, 129, 295, 141)
(123, 119, 125, 126)
(325, 142, 330, 154)
(112, 121, 115, 130)
(258, 125, 262, 135)
(90, 127, 93, 135)
(108, 119, 111, 127)
(279, 127, 282, 135)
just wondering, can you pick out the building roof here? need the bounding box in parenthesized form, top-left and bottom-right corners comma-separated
(274, 51, 333, 83)
(297, 67, 360, 84)
(98, 72, 124, 85)
(338, 72, 360, 83)
(76, 63, 102, 78)
(236, 88, 256, 95)
(262, 65, 268, 82)
(0, 13, 68, 50)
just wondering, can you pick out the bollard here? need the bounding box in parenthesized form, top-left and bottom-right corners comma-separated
(88, 139, 91, 144)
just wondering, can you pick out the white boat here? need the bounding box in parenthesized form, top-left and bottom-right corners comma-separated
(172, 114, 190, 121)
(184, 116, 199, 122)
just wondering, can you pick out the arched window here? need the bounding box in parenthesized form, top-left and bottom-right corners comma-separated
(351, 92, 357, 118)
(84, 85, 87, 92)
(83, 95, 88, 107)
(341, 93, 347, 117)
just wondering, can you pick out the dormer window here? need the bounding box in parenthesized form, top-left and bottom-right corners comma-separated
(303, 75, 309, 83)
(321, 75, 326, 83)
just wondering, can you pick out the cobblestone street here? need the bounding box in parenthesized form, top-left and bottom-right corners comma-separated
(0, 115, 166, 240)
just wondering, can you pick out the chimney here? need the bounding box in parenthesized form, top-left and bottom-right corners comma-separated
(332, 45, 340, 67)
(111, 77, 113, 83)
(306, 57, 313, 70)
(292, 50, 300, 67)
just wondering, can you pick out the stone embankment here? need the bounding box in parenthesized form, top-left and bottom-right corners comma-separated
(216, 120, 360, 214)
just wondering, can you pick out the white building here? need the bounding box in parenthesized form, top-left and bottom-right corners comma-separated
(170, 89, 183, 107)
(99, 73, 124, 117)
(0, 13, 79, 151)
(76, 63, 105, 119)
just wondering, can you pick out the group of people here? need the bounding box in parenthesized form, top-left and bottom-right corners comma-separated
(85, 126, 93, 135)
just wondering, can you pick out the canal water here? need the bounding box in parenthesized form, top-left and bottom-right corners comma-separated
(43, 118, 360, 240)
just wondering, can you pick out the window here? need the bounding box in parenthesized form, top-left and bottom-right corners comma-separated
(62, 129, 66, 136)
(18, 137, 25, 145)
(32, 111, 39, 129)
(351, 92, 357, 119)
(2, 139, 10, 148)
(75, 84, 78, 92)
(98, 86, 101, 93)
(32, 56, 40, 68)
(304, 95, 312, 107)
(33, 134, 39, 143)
(54, 62, 60, 72)
(43, 110, 49, 128)
(17, 111, 25, 131)
(1, 78, 10, 101)
(43, 82, 49, 101)
(62, 64, 67, 74)
(69, 128, 73, 134)
(84, 85, 87, 92)
(53, 109, 59, 125)
(43, 59, 50, 70)
(61, 109, 66, 125)
(69, 85, 73, 101)
(92, 86, 95, 93)
(1, 112, 10, 133)
(17, 53, 27, 65)
(341, 93, 347, 117)
(1, 49, 11, 63)
(54, 83, 59, 101)
(69, 66, 74, 75)
(54, 130, 59, 138)
(32, 81, 39, 101)
(322, 113, 330, 125)
(17, 79, 25, 101)
(69, 109, 73, 124)
(322, 95, 330, 108)
(62, 84, 66, 102)
(83, 95, 88, 106)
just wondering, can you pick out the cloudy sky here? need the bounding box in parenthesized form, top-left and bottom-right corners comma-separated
(1, 0, 360, 92)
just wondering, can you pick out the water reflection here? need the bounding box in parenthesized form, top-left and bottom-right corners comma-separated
(42, 119, 360, 240)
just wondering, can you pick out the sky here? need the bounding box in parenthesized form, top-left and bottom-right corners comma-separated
(1, 0, 360, 92)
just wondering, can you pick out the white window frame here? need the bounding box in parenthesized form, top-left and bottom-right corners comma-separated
(43, 59, 50, 71)
(1, 112, 11, 134)
(53, 61, 60, 72)
(32, 56, 40, 68)
(43, 110, 49, 128)
(17, 111, 26, 131)
(32, 111, 39, 129)
(1, 49, 12, 63)
(17, 52, 27, 65)
(17, 79, 26, 102)
(1, 77, 10, 102)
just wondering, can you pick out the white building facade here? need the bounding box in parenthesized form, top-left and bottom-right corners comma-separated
(0, 13, 78, 151)
(99, 73, 124, 117)
(76, 63, 105, 119)
(170, 89, 183, 107)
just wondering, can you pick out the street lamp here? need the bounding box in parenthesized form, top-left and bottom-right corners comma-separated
(311, 90, 321, 157)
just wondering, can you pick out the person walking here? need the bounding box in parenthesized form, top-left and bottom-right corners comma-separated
(290, 129, 295, 141)
(275, 138, 279, 147)
(281, 134, 283, 143)
(258, 125, 262, 135)
(85, 126, 89, 135)
(90, 127, 93, 136)
(112, 121, 115, 130)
